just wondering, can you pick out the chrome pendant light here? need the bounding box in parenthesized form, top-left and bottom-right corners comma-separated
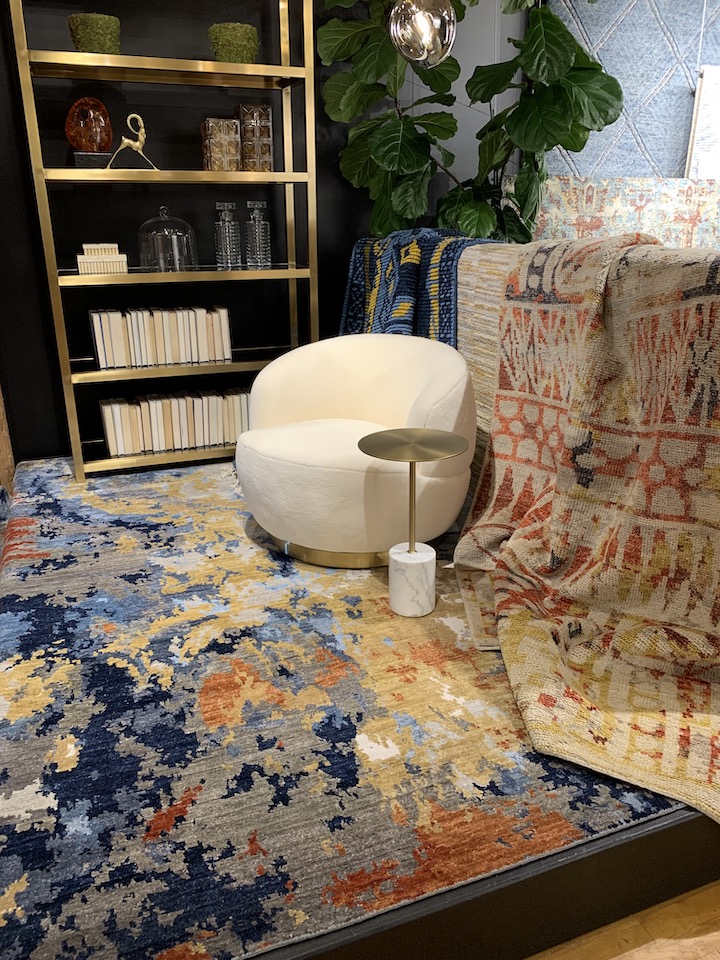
(388, 0, 457, 69)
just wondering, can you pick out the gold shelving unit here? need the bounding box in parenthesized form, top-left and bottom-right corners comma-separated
(8, 0, 319, 480)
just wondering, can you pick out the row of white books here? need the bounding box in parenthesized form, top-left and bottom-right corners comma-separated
(99, 389, 249, 458)
(90, 306, 232, 370)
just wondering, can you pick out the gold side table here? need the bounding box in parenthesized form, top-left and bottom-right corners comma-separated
(358, 427, 469, 616)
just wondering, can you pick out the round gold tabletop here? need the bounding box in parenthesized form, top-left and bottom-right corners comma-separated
(358, 427, 469, 463)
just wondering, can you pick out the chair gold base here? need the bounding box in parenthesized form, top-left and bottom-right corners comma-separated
(267, 534, 388, 569)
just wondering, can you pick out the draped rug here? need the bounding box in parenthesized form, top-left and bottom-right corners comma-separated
(454, 235, 720, 825)
(339, 228, 489, 345)
(0, 458, 679, 960)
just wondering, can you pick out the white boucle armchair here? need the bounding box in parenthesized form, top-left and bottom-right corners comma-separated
(234, 333, 477, 567)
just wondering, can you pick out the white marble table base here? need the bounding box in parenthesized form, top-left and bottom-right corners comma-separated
(388, 542, 436, 617)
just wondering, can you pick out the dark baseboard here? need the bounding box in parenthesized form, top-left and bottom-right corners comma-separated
(264, 808, 720, 960)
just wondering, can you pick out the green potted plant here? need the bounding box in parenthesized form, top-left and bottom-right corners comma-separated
(318, 0, 622, 240)
(208, 22, 259, 63)
(67, 13, 120, 55)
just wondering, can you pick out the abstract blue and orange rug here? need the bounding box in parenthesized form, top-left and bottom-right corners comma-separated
(0, 459, 679, 960)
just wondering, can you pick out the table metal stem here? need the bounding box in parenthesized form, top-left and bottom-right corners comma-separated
(409, 460, 416, 553)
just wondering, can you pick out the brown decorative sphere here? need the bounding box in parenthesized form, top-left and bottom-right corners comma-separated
(65, 97, 113, 153)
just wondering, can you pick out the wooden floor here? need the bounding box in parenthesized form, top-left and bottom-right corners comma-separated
(528, 880, 720, 960)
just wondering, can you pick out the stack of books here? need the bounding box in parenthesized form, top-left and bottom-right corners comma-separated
(90, 306, 232, 369)
(99, 388, 249, 458)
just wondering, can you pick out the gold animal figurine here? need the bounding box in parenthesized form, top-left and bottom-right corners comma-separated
(106, 113, 158, 170)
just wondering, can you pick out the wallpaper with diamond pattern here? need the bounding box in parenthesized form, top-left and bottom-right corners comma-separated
(547, 0, 720, 176)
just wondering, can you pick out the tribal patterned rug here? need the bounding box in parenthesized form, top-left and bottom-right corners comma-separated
(0, 458, 679, 960)
(455, 235, 720, 826)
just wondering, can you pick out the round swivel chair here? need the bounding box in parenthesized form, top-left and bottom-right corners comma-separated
(235, 333, 477, 567)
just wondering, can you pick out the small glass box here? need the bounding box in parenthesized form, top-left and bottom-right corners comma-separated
(201, 118, 242, 172)
(235, 105, 273, 172)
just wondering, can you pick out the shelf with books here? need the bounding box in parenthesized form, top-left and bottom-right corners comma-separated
(94, 388, 251, 462)
(9, 0, 319, 480)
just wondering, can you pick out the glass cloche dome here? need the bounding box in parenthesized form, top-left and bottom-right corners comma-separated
(138, 205, 199, 272)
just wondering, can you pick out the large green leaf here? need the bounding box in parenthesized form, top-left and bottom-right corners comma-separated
(572, 41, 602, 71)
(466, 58, 520, 104)
(325, 0, 358, 7)
(505, 83, 573, 151)
(368, 117, 431, 173)
(435, 143, 455, 168)
(369, 174, 414, 236)
(560, 69, 623, 130)
(347, 114, 389, 143)
(457, 198, 497, 238)
(316, 19, 376, 66)
(450, 0, 466, 21)
(391, 164, 435, 218)
(339, 118, 386, 186)
(559, 121, 591, 152)
(412, 111, 458, 140)
(518, 7, 576, 83)
(386, 52, 408, 98)
(494, 205, 534, 243)
(435, 185, 476, 230)
(369, 0, 387, 22)
(410, 92, 455, 109)
(367, 164, 388, 200)
(514, 153, 545, 223)
(411, 56, 460, 94)
(476, 128, 513, 184)
(342, 79, 388, 117)
(322, 71, 387, 122)
(352, 27, 398, 83)
(475, 106, 513, 140)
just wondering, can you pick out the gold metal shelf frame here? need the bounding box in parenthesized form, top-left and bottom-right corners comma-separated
(29, 50, 305, 88)
(82, 445, 237, 476)
(45, 170, 309, 183)
(71, 358, 274, 385)
(58, 267, 312, 287)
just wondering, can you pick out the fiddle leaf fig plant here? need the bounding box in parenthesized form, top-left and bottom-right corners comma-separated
(318, 0, 622, 240)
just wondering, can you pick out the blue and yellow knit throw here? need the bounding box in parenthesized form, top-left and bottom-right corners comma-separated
(339, 228, 490, 346)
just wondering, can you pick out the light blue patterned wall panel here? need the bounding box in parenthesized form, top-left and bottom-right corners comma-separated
(547, 0, 720, 175)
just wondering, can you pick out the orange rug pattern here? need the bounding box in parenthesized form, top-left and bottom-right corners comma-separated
(455, 235, 720, 823)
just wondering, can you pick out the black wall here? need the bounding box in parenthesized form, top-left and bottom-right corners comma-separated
(0, 0, 371, 463)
